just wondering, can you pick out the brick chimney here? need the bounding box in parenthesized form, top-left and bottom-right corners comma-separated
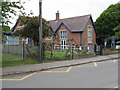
(56, 10, 60, 21)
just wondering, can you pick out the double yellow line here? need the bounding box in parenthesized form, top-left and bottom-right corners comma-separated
(0, 66, 73, 81)
(1, 59, 117, 81)
(0, 72, 37, 81)
(92, 59, 117, 67)
(93, 62, 97, 67)
(41, 66, 73, 73)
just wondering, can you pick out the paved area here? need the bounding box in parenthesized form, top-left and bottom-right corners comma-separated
(2, 59, 118, 88)
(1, 54, 119, 76)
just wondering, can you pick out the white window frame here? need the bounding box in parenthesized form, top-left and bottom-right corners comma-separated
(88, 26, 92, 43)
(22, 38, 29, 44)
(60, 31, 67, 39)
(6, 36, 19, 45)
(61, 40, 66, 49)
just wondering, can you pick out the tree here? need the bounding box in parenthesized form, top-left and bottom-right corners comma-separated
(15, 16, 52, 45)
(95, 3, 120, 44)
(1, 0, 25, 41)
(2, 25, 10, 41)
(1, 1, 24, 26)
(111, 24, 120, 40)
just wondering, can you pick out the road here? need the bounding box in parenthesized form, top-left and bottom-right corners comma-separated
(2, 59, 119, 88)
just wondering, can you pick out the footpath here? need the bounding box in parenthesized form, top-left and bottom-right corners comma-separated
(1, 54, 119, 76)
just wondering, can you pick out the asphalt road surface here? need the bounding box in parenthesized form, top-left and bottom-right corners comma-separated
(2, 59, 119, 88)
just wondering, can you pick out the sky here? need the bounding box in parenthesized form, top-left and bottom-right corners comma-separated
(10, 0, 120, 27)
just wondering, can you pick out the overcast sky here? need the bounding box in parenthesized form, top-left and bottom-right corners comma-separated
(10, 0, 119, 27)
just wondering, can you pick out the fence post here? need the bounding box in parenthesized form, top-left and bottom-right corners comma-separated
(70, 41, 72, 59)
(59, 44, 60, 50)
(50, 44, 53, 59)
(94, 44, 97, 56)
(22, 41, 25, 61)
(43, 43, 45, 60)
(72, 45, 74, 59)
(100, 45, 103, 55)
(7, 41, 9, 54)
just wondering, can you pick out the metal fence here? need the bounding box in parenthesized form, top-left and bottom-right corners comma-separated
(2, 40, 96, 61)
(43, 43, 96, 60)
(2, 40, 117, 61)
(0, 44, 2, 61)
(2, 40, 39, 61)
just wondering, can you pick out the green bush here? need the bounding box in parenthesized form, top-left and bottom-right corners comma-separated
(43, 50, 70, 61)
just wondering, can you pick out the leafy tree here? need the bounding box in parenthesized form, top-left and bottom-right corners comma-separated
(15, 16, 52, 45)
(1, 0, 25, 41)
(1, 0, 24, 25)
(95, 3, 120, 44)
(111, 24, 120, 39)
(2, 25, 10, 41)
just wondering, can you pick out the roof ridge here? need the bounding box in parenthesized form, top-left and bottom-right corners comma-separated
(49, 14, 91, 21)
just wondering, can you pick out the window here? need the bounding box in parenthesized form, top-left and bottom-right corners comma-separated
(60, 31, 67, 39)
(88, 26, 92, 43)
(22, 38, 32, 44)
(25, 38, 29, 44)
(6, 36, 19, 45)
(61, 40, 66, 49)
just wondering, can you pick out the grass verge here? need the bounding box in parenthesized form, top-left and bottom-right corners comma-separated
(1, 53, 33, 61)
(2, 54, 22, 61)
(1, 61, 40, 67)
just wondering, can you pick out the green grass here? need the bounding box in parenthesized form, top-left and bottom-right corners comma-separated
(44, 50, 70, 61)
(2, 53, 22, 61)
(1, 61, 40, 67)
(0, 50, 95, 67)
(1, 53, 33, 61)
(0, 53, 40, 67)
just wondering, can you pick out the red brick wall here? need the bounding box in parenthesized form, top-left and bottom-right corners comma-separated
(54, 19, 96, 46)
(82, 18, 96, 45)
(54, 25, 80, 45)
(13, 20, 34, 45)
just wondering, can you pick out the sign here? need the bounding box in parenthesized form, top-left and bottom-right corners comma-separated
(111, 39, 116, 44)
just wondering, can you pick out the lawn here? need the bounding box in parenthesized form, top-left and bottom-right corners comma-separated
(1, 53, 34, 61)
(2, 53, 22, 61)
(44, 50, 70, 61)
(1, 61, 40, 67)
(1, 51, 70, 67)
(0, 53, 40, 67)
(0, 50, 95, 67)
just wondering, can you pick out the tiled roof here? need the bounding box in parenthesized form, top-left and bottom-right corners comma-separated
(49, 14, 91, 32)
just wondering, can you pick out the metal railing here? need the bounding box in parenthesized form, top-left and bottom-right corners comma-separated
(3, 40, 113, 61)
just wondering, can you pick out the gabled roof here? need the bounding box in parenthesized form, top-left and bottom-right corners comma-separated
(11, 16, 30, 32)
(49, 14, 94, 33)
(2, 18, 20, 35)
(2, 31, 13, 35)
(11, 18, 20, 32)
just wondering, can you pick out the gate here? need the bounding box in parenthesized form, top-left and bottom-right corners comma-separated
(94, 45, 103, 55)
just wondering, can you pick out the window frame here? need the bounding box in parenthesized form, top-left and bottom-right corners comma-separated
(87, 26, 92, 43)
(6, 36, 19, 45)
(60, 30, 67, 39)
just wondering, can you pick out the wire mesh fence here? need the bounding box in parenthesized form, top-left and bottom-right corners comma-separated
(43, 43, 95, 61)
(2, 40, 96, 61)
(2, 40, 39, 61)
(2, 40, 118, 61)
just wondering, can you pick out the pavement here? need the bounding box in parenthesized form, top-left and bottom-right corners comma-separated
(1, 54, 119, 76)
